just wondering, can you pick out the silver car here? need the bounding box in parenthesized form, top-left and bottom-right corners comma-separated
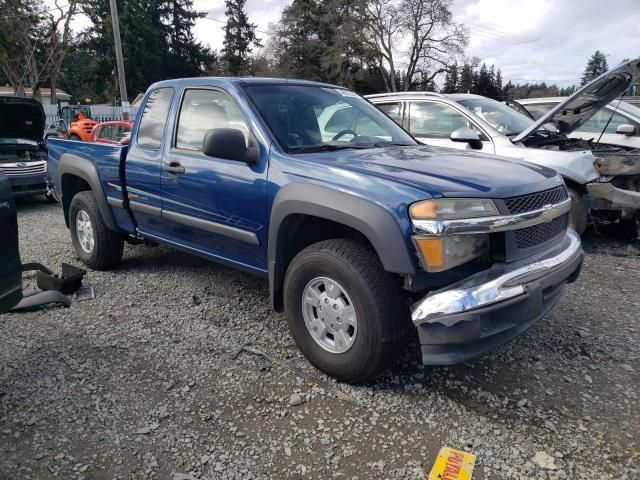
(366, 58, 640, 235)
(508, 97, 640, 150)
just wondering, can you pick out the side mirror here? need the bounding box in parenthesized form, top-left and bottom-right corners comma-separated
(616, 123, 637, 136)
(203, 128, 258, 163)
(450, 127, 483, 150)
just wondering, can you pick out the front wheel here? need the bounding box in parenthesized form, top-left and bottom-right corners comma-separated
(69, 191, 124, 270)
(283, 240, 409, 384)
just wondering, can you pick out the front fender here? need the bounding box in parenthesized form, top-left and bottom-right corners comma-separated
(268, 183, 416, 308)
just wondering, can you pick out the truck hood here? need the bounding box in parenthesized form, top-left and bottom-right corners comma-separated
(514, 57, 640, 143)
(302, 145, 562, 198)
(0, 97, 46, 143)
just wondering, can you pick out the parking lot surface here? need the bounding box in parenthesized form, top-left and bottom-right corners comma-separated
(1, 200, 638, 479)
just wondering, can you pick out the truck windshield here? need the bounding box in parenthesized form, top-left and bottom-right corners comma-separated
(457, 97, 534, 136)
(242, 84, 416, 153)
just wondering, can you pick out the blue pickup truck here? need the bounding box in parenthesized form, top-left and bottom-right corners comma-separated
(47, 78, 583, 383)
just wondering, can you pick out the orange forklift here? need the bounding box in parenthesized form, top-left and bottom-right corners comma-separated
(56, 102, 97, 141)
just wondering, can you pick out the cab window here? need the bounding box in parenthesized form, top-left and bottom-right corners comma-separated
(377, 103, 402, 122)
(176, 89, 250, 151)
(409, 102, 477, 139)
(137, 87, 174, 149)
(581, 109, 638, 134)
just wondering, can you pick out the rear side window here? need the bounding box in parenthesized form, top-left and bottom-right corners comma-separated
(377, 103, 402, 122)
(137, 88, 174, 149)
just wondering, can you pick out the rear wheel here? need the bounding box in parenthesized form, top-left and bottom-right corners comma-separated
(567, 187, 588, 236)
(283, 239, 409, 384)
(69, 191, 124, 270)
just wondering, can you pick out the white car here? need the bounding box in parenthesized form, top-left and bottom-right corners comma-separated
(507, 97, 640, 150)
(366, 58, 640, 235)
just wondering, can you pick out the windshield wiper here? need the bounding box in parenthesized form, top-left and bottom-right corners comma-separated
(289, 144, 369, 153)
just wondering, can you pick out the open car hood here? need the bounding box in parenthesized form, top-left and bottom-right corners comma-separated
(0, 97, 46, 143)
(513, 57, 640, 143)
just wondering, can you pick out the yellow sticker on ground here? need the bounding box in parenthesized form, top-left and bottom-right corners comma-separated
(427, 447, 476, 480)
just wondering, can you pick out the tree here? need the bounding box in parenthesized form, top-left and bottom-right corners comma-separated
(364, 0, 468, 92)
(494, 68, 502, 98)
(160, 0, 217, 78)
(442, 63, 458, 93)
(43, 0, 80, 104)
(581, 50, 608, 86)
(0, 0, 45, 98)
(458, 62, 473, 93)
(68, 0, 217, 104)
(222, 0, 261, 75)
(267, 0, 372, 88)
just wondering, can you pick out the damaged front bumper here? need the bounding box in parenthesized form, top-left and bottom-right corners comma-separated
(411, 230, 583, 365)
(587, 182, 640, 212)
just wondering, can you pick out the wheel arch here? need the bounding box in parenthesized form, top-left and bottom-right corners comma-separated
(268, 183, 416, 311)
(58, 153, 119, 231)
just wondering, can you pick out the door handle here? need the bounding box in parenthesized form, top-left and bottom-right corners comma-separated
(165, 161, 185, 175)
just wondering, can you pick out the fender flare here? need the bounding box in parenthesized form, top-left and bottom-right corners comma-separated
(268, 183, 416, 309)
(58, 153, 119, 231)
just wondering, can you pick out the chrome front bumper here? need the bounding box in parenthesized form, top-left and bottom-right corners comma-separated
(411, 230, 583, 327)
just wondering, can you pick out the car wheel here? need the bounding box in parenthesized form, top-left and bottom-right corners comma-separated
(283, 239, 410, 384)
(567, 187, 588, 236)
(69, 191, 124, 270)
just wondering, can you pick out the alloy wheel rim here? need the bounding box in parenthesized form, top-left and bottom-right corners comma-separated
(76, 210, 95, 254)
(301, 276, 358, 354)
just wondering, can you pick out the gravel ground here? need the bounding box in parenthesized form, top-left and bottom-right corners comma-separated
(1, 199, 638, 480)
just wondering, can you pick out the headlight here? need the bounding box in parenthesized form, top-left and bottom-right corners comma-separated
(410, 198, 498, 220)
(410, 198, 496, 272)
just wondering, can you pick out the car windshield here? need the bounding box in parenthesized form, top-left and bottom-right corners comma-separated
(242, 84, 416, 152)
(457, 97, 534, 136)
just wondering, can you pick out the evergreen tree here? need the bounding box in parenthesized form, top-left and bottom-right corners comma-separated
(66, 0, 217, 103)
(222, 0, 261, 75)
(495, 69, 503, 99)
(458, 63, 473, 93)
(474, 63, 491, 96)
(580, 50, 608, 86)
(160, 0, 217, 78)
(442, 63, 458, 93)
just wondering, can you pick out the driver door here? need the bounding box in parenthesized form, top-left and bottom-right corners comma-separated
(408, 101, 495, 153)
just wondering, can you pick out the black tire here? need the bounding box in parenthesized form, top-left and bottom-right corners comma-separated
(283, 239, 410, 384)
(567, 187, 588, 236)
(69, 191, 124, 270)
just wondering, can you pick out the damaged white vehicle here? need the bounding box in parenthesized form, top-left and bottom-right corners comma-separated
(367, 58, 640, 235)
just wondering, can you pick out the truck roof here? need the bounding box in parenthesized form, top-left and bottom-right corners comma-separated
(148, 77, 340, 91)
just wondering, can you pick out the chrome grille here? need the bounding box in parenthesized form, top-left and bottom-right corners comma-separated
(514, 213, 568, 249)
(0, 161, 47, 176)
(504, 186, 568, 214)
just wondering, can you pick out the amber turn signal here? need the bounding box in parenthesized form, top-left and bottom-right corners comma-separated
(413, 237, 445, 271)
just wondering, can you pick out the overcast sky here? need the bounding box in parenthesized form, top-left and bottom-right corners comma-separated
(192, 0, 640, 88)
(63, 0, 639, 88)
